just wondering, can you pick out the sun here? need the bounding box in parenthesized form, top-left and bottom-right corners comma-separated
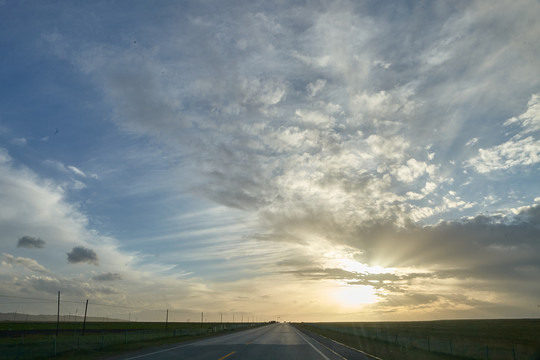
(332, 284, 378, 309)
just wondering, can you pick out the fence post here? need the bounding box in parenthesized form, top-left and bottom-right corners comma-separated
(428, 337, 431, 352)
(16, 337, 22, 360)
(512, 346, 516, 360)
(450, 339, 453, 355)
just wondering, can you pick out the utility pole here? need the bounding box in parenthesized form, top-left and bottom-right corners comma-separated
(56, 291, 60, 337)
(82, 299, 88, 336)
(165, 309, 169, 330)
(200, 312, 203, 328)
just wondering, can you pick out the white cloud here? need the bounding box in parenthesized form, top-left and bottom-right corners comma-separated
(239, 77, 286, 106)
(67, 165, 86, 177)
(307, 79, 327, 97)
(2, 253, 50, 274)
(469, 136, 540, 173)
(351, 88, 416, 121)
(11, 137, 27, 146)
(394, 159, 431, 184)
(373, 60, 391, 69)
(366, 135, 409, 161)
(295, 109, 334, 127)
(468, 93, 540, 173)
(504, 93, 540, 134)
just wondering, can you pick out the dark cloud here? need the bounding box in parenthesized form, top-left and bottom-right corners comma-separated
(93, 272, 122, 281)
(285, 265, 434, 291)
(284, 267, 358, 280)
(17, 236, 45, 249)
(67, 246, 99, 265)
(377, 293, 439, 308)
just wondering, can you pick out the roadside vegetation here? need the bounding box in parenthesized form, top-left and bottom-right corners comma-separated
(0, 321, 263, 360)
(297, 319, 540, 360)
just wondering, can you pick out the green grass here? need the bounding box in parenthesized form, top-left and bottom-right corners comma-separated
(0, 321, 260, 360)
(297, 319, 540, 360)
(0, 320, 214, 331)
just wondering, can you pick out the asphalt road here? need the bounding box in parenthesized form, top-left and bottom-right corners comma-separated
(106, 323, 376, 360)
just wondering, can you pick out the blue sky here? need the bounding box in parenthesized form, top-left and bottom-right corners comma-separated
(1, 0, 540, 322)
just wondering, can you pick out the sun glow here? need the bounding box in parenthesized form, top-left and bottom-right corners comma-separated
(332, 284, 378, 308)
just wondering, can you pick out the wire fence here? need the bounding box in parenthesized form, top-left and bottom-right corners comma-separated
(2, 324, 255, 360)
(0, 293, 265, 323)
(306, 323, 540, 360)
(0, 293, 266, 360)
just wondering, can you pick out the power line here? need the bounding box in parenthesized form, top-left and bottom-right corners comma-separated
(0, 294, 241, 319)
(0, 294, 56, 302)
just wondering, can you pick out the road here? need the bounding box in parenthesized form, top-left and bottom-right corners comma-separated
(106, 323, 377, 360)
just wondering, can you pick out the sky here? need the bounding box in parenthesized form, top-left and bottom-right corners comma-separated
(1, 0, 539, 323)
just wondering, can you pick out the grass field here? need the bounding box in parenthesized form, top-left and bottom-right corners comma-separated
(0, 320, 215, 332)
(0, 321, 259, 360)
(298, 319, 540, 360)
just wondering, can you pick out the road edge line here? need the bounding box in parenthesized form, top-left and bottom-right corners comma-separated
(295, 326, 383, 360)
(293, 326, 331, 360)
(122, 343, 192, 360)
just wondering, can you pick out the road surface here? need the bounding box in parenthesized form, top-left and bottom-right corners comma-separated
(107, 323, 377, 360)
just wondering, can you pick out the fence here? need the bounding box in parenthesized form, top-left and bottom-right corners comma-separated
(0, 293, 265, 359)
(1, 323, 255, 360)
(306, 323, 539, 360)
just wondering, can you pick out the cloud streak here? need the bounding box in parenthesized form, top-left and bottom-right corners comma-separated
(93, 272, 122, 281)
(2, 253, 50, 274)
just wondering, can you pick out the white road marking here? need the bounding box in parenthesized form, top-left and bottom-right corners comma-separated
(122, 343, 192, 360)
(292, 326, 331, 360)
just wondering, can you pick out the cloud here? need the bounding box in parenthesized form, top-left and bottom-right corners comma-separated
(67, 246, 99, 265)
(276, 203, 540, 313)
(29, 0, 540, 319)
(307, 79, 326, 97)
(468, 93, 540, 173)
(468, 136, 540, 173)
(504, 93, 540, 134)
(17, 235, 46, 248)
(11, 138, 27, 146)
(13, 274, 120, 298)
(67, 165, 86, 177)
(2, 253, 50, 274)
(93, 272, 122, 281)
